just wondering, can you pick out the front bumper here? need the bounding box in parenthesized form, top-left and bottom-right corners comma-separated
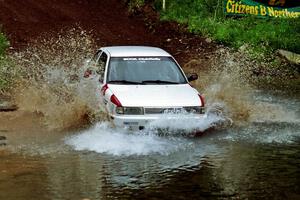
(110, 113, 207, 130)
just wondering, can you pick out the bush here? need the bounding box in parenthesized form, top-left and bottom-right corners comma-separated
(0, 31, 9, 56)
(125, 0, 145, 12)
(0, 56, 18, 93)
(159, 0, 300, 53)
(0, 31, 13, 93)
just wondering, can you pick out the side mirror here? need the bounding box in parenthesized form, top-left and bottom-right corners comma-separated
(187, 73, 198, 82)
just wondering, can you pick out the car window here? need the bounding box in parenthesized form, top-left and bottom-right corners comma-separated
(107, 57, 187, 84)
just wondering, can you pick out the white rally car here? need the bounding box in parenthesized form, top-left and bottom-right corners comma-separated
(84, 46, 206, 130)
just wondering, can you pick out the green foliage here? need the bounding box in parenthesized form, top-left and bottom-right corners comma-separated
(0, 56, 18, 93)
(0, 31, 14, 93)
(160, 0, 300, 53)
(126, 0, 145, 12)
(0, 31, 9, 56)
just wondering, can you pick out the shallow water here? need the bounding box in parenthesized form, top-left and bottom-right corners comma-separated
(1, 91, 300, 200)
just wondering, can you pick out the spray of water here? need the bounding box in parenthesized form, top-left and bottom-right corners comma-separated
(3, 27, 297, 150)
(10, 28, 104, 130)
(1, 30, 298, 157)
(179, 47, 300, 146)
(4, 28, 230, 132)
(143, 113, 227, 136)
(185, 47, 299, 125)
(65, 122, 193, 156)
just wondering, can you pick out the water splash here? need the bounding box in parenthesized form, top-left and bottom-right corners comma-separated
(5, 28, 234, 132)
(186, 47, 299, 126)
(144, 112, 230, 135)
(65, 122, 192, 156)
(65, 110, 231, 156)
(10, 29, 104, 130)
(3, 28, 298, 138)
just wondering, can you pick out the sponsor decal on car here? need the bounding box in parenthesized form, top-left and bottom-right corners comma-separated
(123, 58, 161, 61)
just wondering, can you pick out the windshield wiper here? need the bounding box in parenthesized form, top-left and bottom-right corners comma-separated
(142, 80, 180, 84)
(107, 80, 142, 85)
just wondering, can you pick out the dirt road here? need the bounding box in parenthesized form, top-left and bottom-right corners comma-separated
(0, 0, 214, 64)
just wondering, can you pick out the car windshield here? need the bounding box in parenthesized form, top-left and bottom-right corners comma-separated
(107, 57, 187, 84)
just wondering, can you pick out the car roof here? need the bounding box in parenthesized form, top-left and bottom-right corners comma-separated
(100, 46, 172, 57)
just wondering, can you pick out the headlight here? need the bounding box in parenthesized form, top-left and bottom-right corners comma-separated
(116, 107, 144, 115)
(184, 106, 205, 114)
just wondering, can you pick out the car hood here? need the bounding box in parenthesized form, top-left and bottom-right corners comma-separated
(108, 84, 202, 107)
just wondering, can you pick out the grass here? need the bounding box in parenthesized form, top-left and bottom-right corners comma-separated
(0, 56, 17, 93)
(157, 0, 300, 54)
(0, 30, 14, 93)
(124, 0, 145, 12)
(0, 30, 9, 56)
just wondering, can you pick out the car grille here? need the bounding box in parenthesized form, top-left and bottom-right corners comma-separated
(144, 107, 184, 114)
(144, 107, 205, 114)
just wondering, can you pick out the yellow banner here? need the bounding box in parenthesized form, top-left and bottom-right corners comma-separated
(225, 0, 300, 18)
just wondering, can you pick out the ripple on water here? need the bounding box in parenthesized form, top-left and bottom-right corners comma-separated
(216, 122, 300, 145)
